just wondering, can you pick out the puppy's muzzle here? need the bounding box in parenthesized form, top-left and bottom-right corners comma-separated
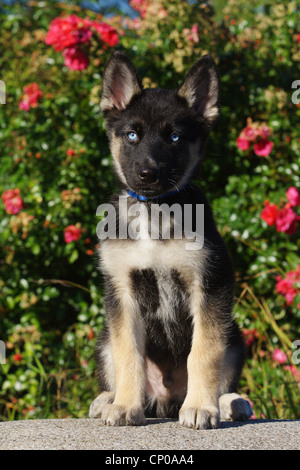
(138, 167, 160, 184)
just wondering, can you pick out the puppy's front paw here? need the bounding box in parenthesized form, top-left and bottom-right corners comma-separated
(89, 391, 114, 418)
(179, 405, 220, 430)
(101, 403, 145, 426)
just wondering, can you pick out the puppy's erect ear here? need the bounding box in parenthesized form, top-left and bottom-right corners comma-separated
(101, 51, 143, 112)
(178, 55, 220, 128)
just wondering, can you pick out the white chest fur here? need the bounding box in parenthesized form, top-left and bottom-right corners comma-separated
(99, 196, 206, 276)
(99, 237, 207, 285)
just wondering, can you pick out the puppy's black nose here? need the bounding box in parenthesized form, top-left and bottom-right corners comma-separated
(138, 167, 160, 183)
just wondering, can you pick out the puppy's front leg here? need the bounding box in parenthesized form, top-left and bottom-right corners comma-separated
(101, 290, 146, 426)
(179, 285, 226, 429)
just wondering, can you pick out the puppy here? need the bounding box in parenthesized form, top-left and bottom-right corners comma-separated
(89, 52, 253, 429)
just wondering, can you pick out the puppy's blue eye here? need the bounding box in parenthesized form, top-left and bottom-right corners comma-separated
(171, 133, 180, 143)
(127, 131, 138, 142)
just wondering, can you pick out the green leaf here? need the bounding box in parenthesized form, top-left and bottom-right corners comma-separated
(69, 249, 79, 264)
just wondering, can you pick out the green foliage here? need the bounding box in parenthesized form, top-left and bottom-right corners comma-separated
(0, 0, 299, 421)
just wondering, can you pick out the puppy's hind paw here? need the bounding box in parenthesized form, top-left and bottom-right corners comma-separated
(219, 393, 253, 421)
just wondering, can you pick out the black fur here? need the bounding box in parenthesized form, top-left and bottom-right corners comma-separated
(90, 52, 251, 427)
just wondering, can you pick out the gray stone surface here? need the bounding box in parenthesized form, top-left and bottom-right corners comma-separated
(0, 418, 299, 450)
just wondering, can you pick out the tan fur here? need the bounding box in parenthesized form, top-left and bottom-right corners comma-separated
(110, 133, 128, 186)
(179, 278, 225, 429)
(89, 391, 114, 418)
(97, 340, 115, 391)
(101, 286, 146, 425)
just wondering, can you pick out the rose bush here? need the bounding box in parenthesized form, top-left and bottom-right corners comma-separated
(45, 14, 119, 70)
(0, 0, 299, 420)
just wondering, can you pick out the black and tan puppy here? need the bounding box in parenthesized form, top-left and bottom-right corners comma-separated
(89, 51, 253, 429)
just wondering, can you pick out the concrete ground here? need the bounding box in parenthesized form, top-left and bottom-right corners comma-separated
(0, 418, 299, 450)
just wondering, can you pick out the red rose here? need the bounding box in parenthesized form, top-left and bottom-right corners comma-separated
(13, 353, 22, 362)
(260, 203, 278, 226)
(92, 22, 119, 47)
(45, 15, 92, 52)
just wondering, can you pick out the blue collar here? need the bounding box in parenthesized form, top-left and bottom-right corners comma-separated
(127, 186, 186, 202)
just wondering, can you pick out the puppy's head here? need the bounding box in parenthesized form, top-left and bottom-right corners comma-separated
(101, 51, 219, 197)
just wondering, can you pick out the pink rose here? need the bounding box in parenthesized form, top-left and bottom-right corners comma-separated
(240, 125, 259, 142)
(286, 187, 300, 207)
(64, 224, 82, 243)
(2, 188, 23, 215)
(276, 264, 300, 306)
(284, 365, 300, 382)
(19, 100, 31, 111)
(275, 207, 298, 234)
(190, 24, 199, 43)
(276, 277, 296, 305)
(183, 24, 199, 43)
(4, 197, 23, 215)
(242, 328, 259, 347)
(271, 348, 287, 364)
(258, 124, 272, 139)
(19, 82, 43, 111)
(253, 139, 273, 157)
(236, 137, 250, 151)
(62, 46, 89, 70)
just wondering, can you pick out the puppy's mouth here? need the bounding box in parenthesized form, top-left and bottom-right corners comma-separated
(129, 176, 181, 198)
(128, 183, 182, 199)
(132, 187, 162, 197)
